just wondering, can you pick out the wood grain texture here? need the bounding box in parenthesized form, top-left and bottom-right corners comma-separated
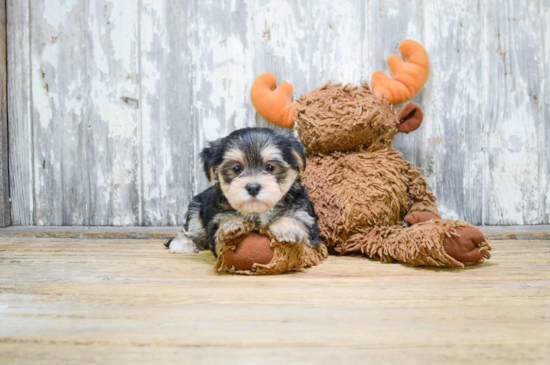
(30, 1, 141, 225)
(541, 0, 550, 224)
(0, 237, 549, 364)
(6, 0, 550, 226)
(421, 1, 484, 224)
(1, 224, 550, 240)
(0, 0, 8, 227)
(7, 0, 33, 225)
(139, 0, 195, 226)
(482, 0, 544, 225)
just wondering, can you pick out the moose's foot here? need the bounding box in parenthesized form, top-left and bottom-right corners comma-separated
(443, 226, 490, 264)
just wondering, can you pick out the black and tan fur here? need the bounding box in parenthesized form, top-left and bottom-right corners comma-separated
(166, 128, 320, 256)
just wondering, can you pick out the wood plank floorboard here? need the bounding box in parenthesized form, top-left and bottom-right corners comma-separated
(0, 237, 549, 364)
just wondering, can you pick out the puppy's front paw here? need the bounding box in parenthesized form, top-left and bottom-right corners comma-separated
(166, 233, 200, 253)
(217, 220, 251, 243)
(269, 217, 309, 245)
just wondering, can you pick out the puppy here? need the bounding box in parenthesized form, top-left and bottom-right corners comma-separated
(166, 127, 321, 255)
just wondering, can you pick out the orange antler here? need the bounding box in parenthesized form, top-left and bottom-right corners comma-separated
(250, 73, 298, 128)
(371, 40, 430, 105)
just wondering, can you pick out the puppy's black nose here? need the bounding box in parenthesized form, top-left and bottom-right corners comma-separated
(246, 183, 261, 197)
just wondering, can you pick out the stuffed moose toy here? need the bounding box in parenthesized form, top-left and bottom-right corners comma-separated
(216, 40, 491, 274)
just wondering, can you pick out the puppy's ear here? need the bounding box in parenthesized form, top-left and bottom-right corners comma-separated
(291, 139, 306, 171)
(200, 140, 223, 182)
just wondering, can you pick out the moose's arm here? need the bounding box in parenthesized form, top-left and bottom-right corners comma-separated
(403, 167, 441, 225)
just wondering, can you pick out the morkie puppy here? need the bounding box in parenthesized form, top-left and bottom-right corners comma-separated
(166, 127, 321, 255)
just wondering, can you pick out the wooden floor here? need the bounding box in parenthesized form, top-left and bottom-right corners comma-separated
(0, 237, 549, 364)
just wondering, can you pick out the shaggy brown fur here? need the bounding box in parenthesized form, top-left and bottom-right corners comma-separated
(296, 82, 491, 268)
(302, 145, 436, 247)
(295, 83, 397, 153)
(215, 228, 328, 275)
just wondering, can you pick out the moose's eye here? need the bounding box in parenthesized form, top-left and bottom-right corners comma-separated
(233, 165, 243, 174)
(264, 164, 275, 172)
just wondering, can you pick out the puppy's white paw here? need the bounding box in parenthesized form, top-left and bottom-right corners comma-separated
(167, 233, 200, 253)
(217, 219, 250, 243)
(269, 217, 309, 245)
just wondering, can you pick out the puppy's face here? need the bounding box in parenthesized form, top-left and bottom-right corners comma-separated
(218, 144, 296, 215)
(201, 128, 306, 215)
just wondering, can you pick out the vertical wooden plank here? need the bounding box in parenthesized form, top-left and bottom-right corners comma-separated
(189, 0, 254, 199)
(139, 0, 195, 226)
(85, 1, 141, 226)
(7, 0, 33, 225)
(251, 0, 365, 127)
(0, 0, 9, 227)
(482, 0, 544, 225)
(30, 0, 84, 225)
(31, 0, 140, 225)
(541, 0, 550, 224)
(418, 1, 484, 224)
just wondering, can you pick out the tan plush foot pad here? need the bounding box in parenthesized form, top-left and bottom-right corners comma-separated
(443, 226, 492, 265)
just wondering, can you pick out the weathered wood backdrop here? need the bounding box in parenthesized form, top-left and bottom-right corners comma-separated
(0, 0, 8, 227)
(6, 0, 550, 226)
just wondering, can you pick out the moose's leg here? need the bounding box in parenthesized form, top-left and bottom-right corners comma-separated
(403, 212, 490, 264)
(401, 167, 491, 264)
(339, 220, 491, 267)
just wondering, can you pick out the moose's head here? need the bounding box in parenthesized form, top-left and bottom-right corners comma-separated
(250, 40, 430, 154)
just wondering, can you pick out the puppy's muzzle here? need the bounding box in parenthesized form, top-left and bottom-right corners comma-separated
(246, 183, 261, 197)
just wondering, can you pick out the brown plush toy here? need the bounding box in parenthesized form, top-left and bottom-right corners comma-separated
(250, 40, 491, 268)
(214, 230, 327, 275)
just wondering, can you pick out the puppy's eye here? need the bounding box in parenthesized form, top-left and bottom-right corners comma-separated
(264, 164, 275, 172)
(233, 165, 243, 174)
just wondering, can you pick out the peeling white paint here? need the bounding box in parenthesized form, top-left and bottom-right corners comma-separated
(8, 0, 550, 226)
(43, 0, 78, 28)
